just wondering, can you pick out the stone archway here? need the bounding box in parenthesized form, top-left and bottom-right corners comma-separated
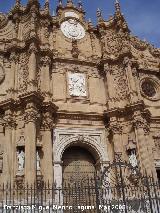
(53, 128, 109, 187)
(62, 146, 96, 185)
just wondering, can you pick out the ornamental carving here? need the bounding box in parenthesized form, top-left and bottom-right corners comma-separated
(153, 133, 160, 151)
(18, 53, 29, 92)
(68, 72, 87, 97)
(110, 123, 123, 135)
(132, 115, 150, 134)
(3, 114, 17, 128)
(41, 112, 54, 130)
(24, 109, 39, 124)
(111, 64, 129, 100)
(0, 13, 7, 29)
(40, 56, 51, 67)
(104, 30, 130, 58)
(130, 35, 148, 51)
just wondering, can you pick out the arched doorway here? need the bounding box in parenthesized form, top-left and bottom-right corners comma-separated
(62, 146, 96, 185)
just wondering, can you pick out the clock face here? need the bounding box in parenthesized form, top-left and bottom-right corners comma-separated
(61, 19, 85, 40)
(68, 72, 87, 97)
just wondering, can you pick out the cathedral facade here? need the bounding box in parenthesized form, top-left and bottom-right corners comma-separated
(0, 0, 160, 187)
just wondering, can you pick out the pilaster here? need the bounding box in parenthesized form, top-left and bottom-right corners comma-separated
(110, 117, 123, 155)
(7, 52, 18, 97)
(28, 43, 38, 91)
(3, 109, 16, 184)
(40, 110, 54, 183)
(133, 110, 156, 176)
(104, 64, 116, 109)
(24, 102, 39, 184)
(123, 57, 138, 103)
(40, 56, 52, 101)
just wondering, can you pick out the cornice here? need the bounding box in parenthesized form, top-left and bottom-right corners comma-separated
(57, 111, 104, 122)
(104, 100, 146, 118)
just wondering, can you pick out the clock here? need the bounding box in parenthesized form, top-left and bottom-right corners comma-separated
(61, 19, 85, 40)
(68, 72, 87, 97)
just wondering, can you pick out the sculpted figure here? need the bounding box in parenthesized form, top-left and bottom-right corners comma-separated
(17, 150, 25, 172)
(129, 150, 138, 168)
(37, 151, 41, 171)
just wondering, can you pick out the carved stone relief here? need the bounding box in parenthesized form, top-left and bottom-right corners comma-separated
(111, 64, 129, 100)
(18, 53, 29, 92)
(68, 72, 87, 97)
(61, 19, 85, 40)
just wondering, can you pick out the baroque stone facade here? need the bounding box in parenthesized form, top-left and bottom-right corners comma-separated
(0, 0, 160, 186)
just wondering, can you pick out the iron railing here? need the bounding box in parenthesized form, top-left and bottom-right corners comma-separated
(0, 176, 160, 213)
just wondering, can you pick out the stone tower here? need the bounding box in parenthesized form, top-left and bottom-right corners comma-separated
(0, 0, 160, 187)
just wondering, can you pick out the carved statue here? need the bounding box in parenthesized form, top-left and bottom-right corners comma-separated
(17, 150, 25, 173)
(128, 149, 138, 168)
(36, 151, 41, 171)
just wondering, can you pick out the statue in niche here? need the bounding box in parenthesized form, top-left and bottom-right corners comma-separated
(17, 150, 25, 174)
(128, 149, 138, 168)
(36, 151, 41, 171)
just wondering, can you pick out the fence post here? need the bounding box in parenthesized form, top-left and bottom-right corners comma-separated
(95, 175, 101, 213)
(145, 171, 153, 213)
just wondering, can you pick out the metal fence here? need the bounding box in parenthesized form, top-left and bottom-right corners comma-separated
(0, 176, 160, 213)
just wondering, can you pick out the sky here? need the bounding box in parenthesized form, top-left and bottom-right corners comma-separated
(0, 0, 159, 48)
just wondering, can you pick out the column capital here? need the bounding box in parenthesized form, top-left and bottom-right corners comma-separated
(132, 112, 150, 135)
(10, 52, 19, 63)
(123, 56, 132, 67)
(40, 55, 51, 67)
(24, 103, 40, 124)
(41, 111, 54, 130)
(28, 43, 38, 54)
(110, 121, 123, 135)
(3, 109, 17, 129)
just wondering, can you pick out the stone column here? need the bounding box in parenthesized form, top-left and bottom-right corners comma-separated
(104, 64, 116, 109)
(40, 56, 51, 101)
(40, 111, 53, 184)
(133, 111, 156, 176)
(3, 109, 16, 184)
(54, 162, 63, 188)
(24, 103, 38, 184)
(28, 43, 37, 91)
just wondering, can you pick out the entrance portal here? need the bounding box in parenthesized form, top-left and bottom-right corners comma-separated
(62, 146, 96, 185)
